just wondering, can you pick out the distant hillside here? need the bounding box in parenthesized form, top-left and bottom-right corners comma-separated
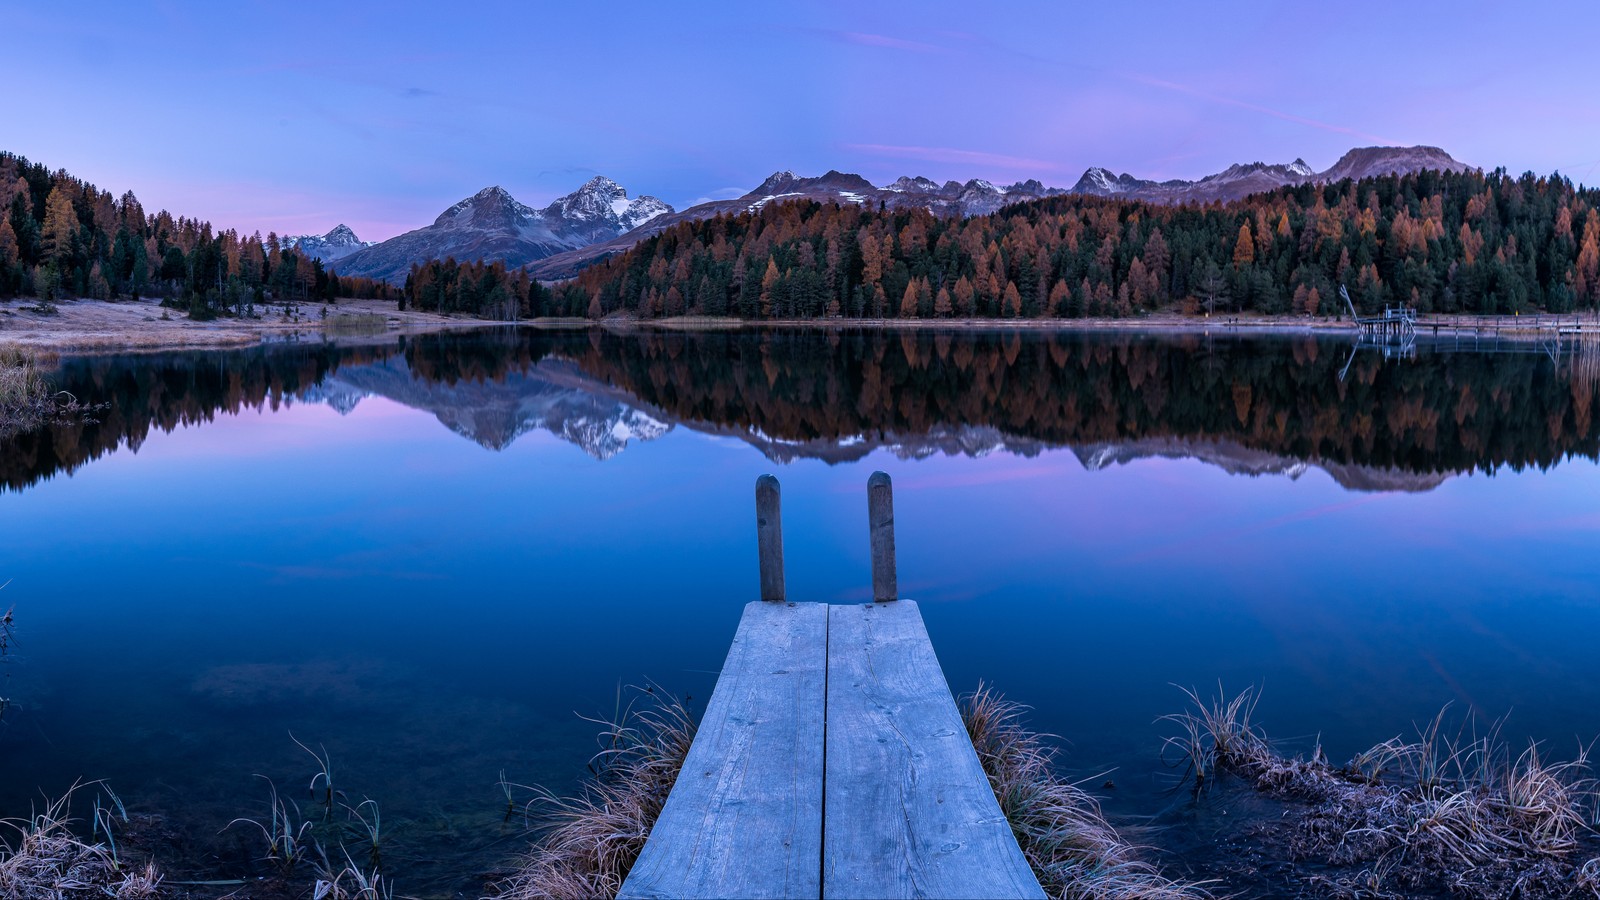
(331, 177, 672, 284)
(525, 146, 1474, 279)
(526, 165, 1600, 322)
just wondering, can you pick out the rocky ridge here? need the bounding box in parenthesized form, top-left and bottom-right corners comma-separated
(283, 224, 372, 263)
(330, 177, 672, 284)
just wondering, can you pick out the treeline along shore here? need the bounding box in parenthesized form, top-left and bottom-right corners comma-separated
(0, 152, 394, 319)
(6, 149, 1600, 336)
(508, 166, 1600, 323)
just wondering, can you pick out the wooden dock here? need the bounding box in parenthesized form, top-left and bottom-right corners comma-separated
(619, 473, 1044, 900)
(1342, 284, 1417, 340)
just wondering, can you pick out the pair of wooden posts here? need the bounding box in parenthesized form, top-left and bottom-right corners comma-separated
(755, 471, 897, 604)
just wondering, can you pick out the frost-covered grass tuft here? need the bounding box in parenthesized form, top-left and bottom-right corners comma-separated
(965, 684, 1210, 900)
(492, 688, 696, 900)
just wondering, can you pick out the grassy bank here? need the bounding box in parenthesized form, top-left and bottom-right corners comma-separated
(1164, 686, 1600, 899)
(0, 296, 492, 355)
(9, 293, 1600, 355)
(0, 785, 163, 899)
(964, 686, 1208, 899)
(1, 346, 63, 438)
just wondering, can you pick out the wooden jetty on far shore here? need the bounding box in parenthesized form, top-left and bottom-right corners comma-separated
(619, 473, 1044, 900)
(1342, 284, 1418, 340)
(1341, 283, 1600, 341)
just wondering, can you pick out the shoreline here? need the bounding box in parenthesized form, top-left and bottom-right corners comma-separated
(0, 296, 495, 356)
(4, 296, 1596, 354)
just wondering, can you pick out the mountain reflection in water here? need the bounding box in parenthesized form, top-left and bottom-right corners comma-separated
(8, 326, 1600, 493)
(8, 325, 1600, 896)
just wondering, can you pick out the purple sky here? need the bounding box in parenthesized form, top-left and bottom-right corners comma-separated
(11, 1, 1600, 242)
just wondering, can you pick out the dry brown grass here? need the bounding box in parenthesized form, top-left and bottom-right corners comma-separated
(1165, 686, 1600, 899)
(0, 346, 96, 439)
(491, 689, 696, 900)
(0, 785, 164, 899)
(963, 685, 1210, 900)
(0, 346, 50, 427)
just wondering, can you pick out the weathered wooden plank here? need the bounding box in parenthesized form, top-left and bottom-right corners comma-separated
(620, 601, 827, 900)
(823, 601, 1044, 900)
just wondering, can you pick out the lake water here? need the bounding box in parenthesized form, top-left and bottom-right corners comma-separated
(4, 326, 1600, 896)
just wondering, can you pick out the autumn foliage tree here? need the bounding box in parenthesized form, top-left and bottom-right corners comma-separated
(548, 166, 1600, 321)
(0, 152, 392, 314)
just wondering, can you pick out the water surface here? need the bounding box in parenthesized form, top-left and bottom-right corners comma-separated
(4, 327, 1599, 895)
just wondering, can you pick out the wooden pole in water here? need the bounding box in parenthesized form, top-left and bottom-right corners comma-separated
(756, 474, 785, 603)
(867, 471, 897, 602)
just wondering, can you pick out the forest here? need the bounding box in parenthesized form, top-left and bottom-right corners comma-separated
(9, 151, 1600, 326)
(543, 167, 1600, 321)
(399, 257, 554, 319)
(0, 153, 392, 318)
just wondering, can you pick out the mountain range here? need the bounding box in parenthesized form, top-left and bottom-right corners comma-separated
(325, 145, 1472, 284)
(330, 176, 672, 284)
(284, 224, 372, 263)
(1066, 145, 1468, 205)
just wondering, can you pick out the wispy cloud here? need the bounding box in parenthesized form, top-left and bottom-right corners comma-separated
(843, 143, 1064, 173)
(837, 31, 944, 53)
(402, 86, 434, 98)
(1123, 73, 1400, 146)
(535, 166, 600, 179)
(793, 27, 946, 54)
(930, 29, 1398, 150)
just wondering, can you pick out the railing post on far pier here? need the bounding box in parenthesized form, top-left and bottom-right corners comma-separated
(756, 474, 785, 603)
(867, 471, 897, 602)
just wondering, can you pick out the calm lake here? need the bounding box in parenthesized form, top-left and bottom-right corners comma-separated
(4, 326, 1600, 896)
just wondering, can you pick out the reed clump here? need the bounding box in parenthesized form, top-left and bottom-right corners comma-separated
(0, 346, 95, 439)
(0, 346, 51, 436)
(1164, 686, 1600, 899)
(0, 785, 164, 899)
(492, 690, 696, 900)
(962, 685, 1210, 900)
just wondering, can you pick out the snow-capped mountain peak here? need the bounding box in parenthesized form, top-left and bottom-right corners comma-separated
(753, 170, 801, 195)
(543, 177, 629, 223)
(1077, 167, 1122, 193)
(437, 186, 538, 227)
(887, 175, 941, 193)
(1287, 158, 1314, 177)
(282, 224, 373, 263)
(539, 176, 677, 236)
(621, 195, 671, 231)
(333, 177, 677, 284)
(322, 224, 362, 246)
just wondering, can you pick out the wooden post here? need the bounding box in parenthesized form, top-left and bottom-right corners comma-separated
(867, 471, 897, 602)
(756, 475, 785, 603)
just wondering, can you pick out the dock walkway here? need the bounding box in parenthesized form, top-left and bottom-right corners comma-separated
(618, 474, 1044, 900)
